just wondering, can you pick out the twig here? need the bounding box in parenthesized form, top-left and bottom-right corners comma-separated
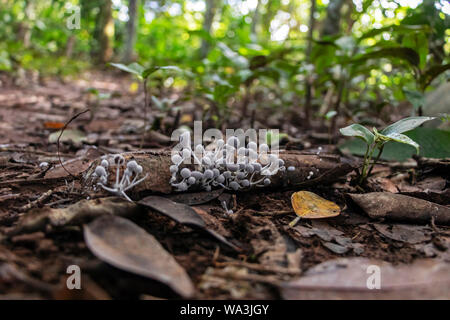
(208, 269, 280, 287)
(246, 209, 294, 216)
(0, 147, 74, 158)
(0, 176, 74, 188)
(57, 109, 90, 179)
(215, 258, 301, 276)
(19, 190, 53, 212)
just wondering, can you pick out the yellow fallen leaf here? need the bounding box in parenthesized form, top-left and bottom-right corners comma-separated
(180, 114, 193, 124)
(129, 82, 139, 93)
(290, 191, 340, 227)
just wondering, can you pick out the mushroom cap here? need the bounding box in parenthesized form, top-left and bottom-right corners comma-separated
(171, 154, 182, 165)
(252, 163, 262, 172)
(101, 159, 109, 168)
(191, 171, 204, 179)
(203, 169, 214, 179)
(259, 143, 269, 152)
(229, 181, 240, 190)
(180, 168, 192, 179)
(241, 179, 250, 187)
(187, 177, 196, 185)
(236, 172, 246, 179)
(247, 141, 257, 150)
(227, 136, 240, 148)
(114, 154, 125, 164)
(216, 175, 225, 183)
(182, 148, 191, 159)
(95, 165, 107, 177)
(227, 163, 239, 172)
(195, 144, 204, 154)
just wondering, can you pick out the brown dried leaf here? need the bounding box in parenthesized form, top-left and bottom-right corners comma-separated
(8, 197, 140, 236)
(281, 258, 450, 299)
(166, 189, 224, 205)
(373, 223, 432, 244)
(84, 215, 195, 298)
(138, 196, 240, 251)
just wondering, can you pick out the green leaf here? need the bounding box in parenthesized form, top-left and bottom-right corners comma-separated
(378, 132, 420, 153)
(109, 62, 145, 78)
(217, 42, 249, 69)
(381, 116, 435, 135)
(249, 55, 268, 70)
(352, 47, 420, 67)
(403, 89, 425, 110)
(325, 110, 337, 120)
(339, 128, 450, 162)
(357, 24, 430, 43)
(266, 131, 288, 146)
(420, 64, 450, 91)
(340, 124, 375, 144)
(142, 66, 181, 79)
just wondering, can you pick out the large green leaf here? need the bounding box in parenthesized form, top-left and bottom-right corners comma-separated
(381, 116, 435, 135)
(352, 47, 420, 67)
(340, 127, 450, 161)
(142, 66, 181, 79)
(109, 62, 145, 78)
(420, 64, 450, 90)
(378, 132, 420, 153)
(403, 89, 425, 110)
(340, 124, 375, 144)
(357, 24, 430, 43)
(217, 42, 249, 69)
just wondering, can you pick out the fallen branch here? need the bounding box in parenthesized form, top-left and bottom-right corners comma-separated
(349, 192, 450, 225)
(83, 150, 354, 194)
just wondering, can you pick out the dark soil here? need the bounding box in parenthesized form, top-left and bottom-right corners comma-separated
(0, 71, 448, 299)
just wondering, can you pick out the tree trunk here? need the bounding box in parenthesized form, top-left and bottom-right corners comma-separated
(65, 35, 76, 58)
(303, 0, 317, 128)
(250, 0, 261, 39)
(97, 0, 115, 63)
(199, 0, 219, 59)
(123, 0, 139, 63)
(321, 0, 345, 37)
(19, 0, 33, 48)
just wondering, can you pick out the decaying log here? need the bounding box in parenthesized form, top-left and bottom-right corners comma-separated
(349, 192, 450, 225)
(82, 150, 354, 194)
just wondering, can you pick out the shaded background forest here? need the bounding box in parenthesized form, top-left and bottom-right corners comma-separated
(0, 0, 449, 158)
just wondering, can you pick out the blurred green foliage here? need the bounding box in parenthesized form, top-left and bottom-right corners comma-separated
(0, 0, 449, 128)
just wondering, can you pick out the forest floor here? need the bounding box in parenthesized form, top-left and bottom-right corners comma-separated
(0, 70, 449, 299)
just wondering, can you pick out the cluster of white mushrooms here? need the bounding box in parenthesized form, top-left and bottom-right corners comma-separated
(170, 131, 295, 192)
(92, 154, 148, 202)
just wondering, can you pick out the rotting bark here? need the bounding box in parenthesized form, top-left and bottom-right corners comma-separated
(6, 197, 142, 237)
(349, 192, 450, 225)
(82, 150, 355, 194)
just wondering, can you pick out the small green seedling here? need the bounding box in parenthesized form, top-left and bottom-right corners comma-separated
(323, 110, 337, 144)
(340, 116, 435, 184)
(110, 62, 180, 145)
